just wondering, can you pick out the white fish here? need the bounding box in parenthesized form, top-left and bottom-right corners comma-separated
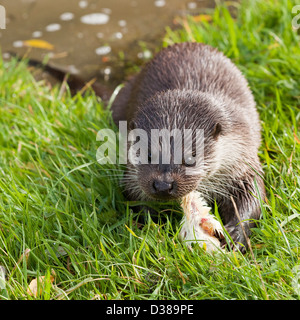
(179, 190, 224, 252)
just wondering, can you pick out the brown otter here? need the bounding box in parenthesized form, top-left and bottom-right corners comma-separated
(111, 42, 265, 252)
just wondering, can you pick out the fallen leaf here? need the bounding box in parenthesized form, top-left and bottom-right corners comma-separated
(101, 56, 110, 62)
(27, 272, 55, 297)
(191, 14, 212, 22)
(23, 39, 54, 50)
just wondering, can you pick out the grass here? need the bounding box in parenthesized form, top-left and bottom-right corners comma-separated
(0, 0, 300, 300)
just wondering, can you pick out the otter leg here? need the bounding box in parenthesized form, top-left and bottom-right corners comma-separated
(219, 174, 265, 253)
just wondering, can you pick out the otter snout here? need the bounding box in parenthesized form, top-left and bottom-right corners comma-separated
(151, 178, 177, 199)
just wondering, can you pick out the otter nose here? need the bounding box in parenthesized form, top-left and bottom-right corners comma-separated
(153, 180, 174, 194)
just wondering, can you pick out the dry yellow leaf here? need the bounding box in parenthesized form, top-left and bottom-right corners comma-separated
(23, 39, 54, 50)
(191, 14, 212, 23)
(27, 274, 55, 297)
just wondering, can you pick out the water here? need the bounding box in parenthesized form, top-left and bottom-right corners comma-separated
(0, 0, 214, 88)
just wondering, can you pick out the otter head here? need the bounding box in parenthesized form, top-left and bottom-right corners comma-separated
(126, 89, 230, 201)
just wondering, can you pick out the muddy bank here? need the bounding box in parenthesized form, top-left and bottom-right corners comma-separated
(0, 0, 215, 88)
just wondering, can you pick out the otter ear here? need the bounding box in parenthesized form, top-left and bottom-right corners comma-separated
(212, 123, 222, 139)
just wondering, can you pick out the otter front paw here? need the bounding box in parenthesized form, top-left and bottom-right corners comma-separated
(221, 222, 249, 253)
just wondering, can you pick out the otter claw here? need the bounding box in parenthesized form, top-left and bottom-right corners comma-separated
(214, 229, 225, 241)
(221, 223, 249, 253)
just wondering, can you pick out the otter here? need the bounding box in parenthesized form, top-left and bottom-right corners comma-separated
(111, 42, 265, 252)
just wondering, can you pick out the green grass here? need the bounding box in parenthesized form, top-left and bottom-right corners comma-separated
(0, 0, 300, 300)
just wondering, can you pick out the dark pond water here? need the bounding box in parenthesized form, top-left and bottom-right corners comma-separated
(0, 0, 215, 88)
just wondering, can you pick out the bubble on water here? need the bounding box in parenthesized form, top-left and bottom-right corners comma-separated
(103, 67, 112, 81)
(79, 0, 88, 9)
(118, 20, 127, 27)
(102, 8, 112, 15)
(154, 0, 166, 7)
(97, 32, 104, 39)
(13, 41, 23, 48)
(2, 52, 11, 59)
(187, 2, 197, 9)
(45, 23, 61, 32)
(137, 50, 152, 59)
(113, 32, 123, 39)
(95, 45, 111, 55)
(80, 13, 109, 25)
(143, 50, 152, 59)
(32, 31, 43, 38)
(60, 12, 75, 21)
(104, 67, 111, 75)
